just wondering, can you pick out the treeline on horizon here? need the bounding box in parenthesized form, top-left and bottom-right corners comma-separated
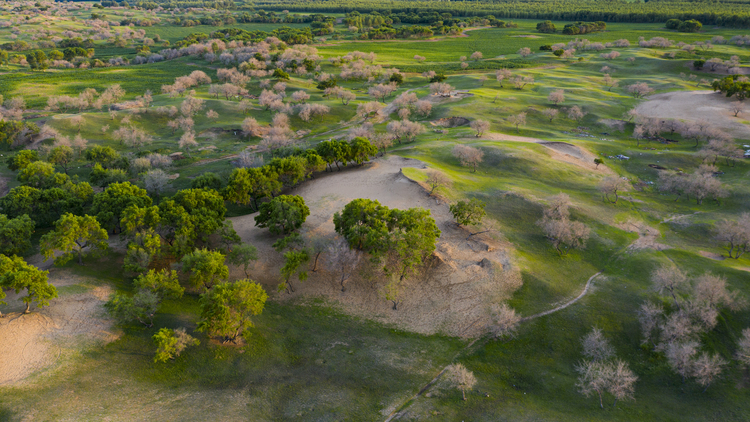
(248, 0, 750, 28)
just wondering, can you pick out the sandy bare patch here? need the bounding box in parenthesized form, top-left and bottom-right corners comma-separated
(699, 251, 726, 261)
(230, 156, 521, 338)
(600, 118, 626, 132)
(511, 35, 542, 39)
(478, 132, 613, 173)
(635, 90, 750, 139)
(430, 117, 470, 127)
(0, 270, 117, 386)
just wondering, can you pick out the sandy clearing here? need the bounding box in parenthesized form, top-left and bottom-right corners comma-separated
(636, 90, 750, 139)
(0, 270, 117, 386)
(477, 132, 613, 173)
(230, 155, 522, 337)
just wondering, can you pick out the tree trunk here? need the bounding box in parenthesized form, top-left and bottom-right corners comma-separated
(312, 251, 322, 272)
(462, 389, 466, 401)
(24, 302, 30, 314)
(78, 249, 84, 265)
(598, 391, 604, 409)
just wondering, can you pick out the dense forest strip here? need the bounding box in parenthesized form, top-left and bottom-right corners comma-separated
(254, 0, 750, 28)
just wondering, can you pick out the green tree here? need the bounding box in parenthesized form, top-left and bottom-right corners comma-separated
(255, 195, 310, 235)
(48, 145, 75, 174)
(134, 269, 184, 299)
(85, 145, 121, 168)
(40, 213, 109, 265)
(348, 137, 378, 165)
(191, 172, 223, 190)
(105, 290, 159, 327)
(227, 243, 258, 277)
(280, 249, 309, 293)
(224, 167, 282, 211)
(7, 150, 39, 171)
(536, 20, 556, 33)
(91, 182, 152, 233)
(450, 199, 486, 227)
(172, 188, 226, 241)
(0, 254, 57, 314)
(181, 248, 228, 291)
(333, 198, 391, 253)
(18, 161, 68, 189)
(153, 327, 200, 363)
(0, 214, 34, 256)
(197, 279, 268, 343)
(388, 207, 441, 280)
(316, 139, 349, 171)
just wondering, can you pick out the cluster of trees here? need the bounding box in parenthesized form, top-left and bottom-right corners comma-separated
(639, 265, 746, 391)
(334, 198, 440, 308)
(536, 193, 590, 256)
(561, 21, 607, 35)
(665, 18, 703, 32)
(657, 166, 728, 205)
(712, 75, 750, 100)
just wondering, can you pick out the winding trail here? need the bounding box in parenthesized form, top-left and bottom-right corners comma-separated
(383, 272, 602, 421)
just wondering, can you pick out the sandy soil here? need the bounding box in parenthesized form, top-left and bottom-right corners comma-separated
(230, 156, 522, 337)
(0, 270, 117, 386)
(700, 251, 726, 261)
(477, 132, 614, 173)
(618, 220, 671, 251)
(600, 118, 626, 132)
(635, 90, 750, 139)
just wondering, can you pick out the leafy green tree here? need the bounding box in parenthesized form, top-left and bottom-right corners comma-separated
(255, 195, 310, 235)
(273, 68, 290, 80)
(181, 248, 228, 291)
(280, 249, 309, 293)
(105, 290, 159, 327)
(123, 230, 161, 274)
(48, 145, 75, 174)
(85, 145, 121, 168)
(0, 254, 56, 314)
(134, 269, 184, 299)
(268, 156, 309, 188)
(197, 279, 268, 343)
(348, 137, 378, 165)
(17, 161, 68, 189)
(450, 199, 486, 227)
(224, 167, 282, 211)
(91, 182, 152, 233)
(191, 172, 223, 190)
(536, 20, 556, 33)
(153, 327, 199, 363)
(388, 207, 441, 280)
(0, 214, 34, 256)
(316, 139, 350, 171)
(172, 188, 226, 240)
(333, 198, 391, 253)
(227, 244, 258, 277)
(7, 150, 39, 171)
(40, 213, 109, 265)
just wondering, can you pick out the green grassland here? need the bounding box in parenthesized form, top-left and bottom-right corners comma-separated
(2, 10, 750, 422)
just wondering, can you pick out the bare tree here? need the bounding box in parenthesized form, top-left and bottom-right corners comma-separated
(542, 108, 559, 123)
(326, 238, 360, 292)
(425, 170, 451, 195)
(517, 47, 532, 57)
(692, 352, 726, 391)
(732, 101, 744, 117)
(666, 341, 698, 383)
(627, 82, 654, 98)
(144, 169, 170, 198)
(511, 75, 534, 90)
(576, 360, 614, 409)
(567, 105, 587, 123)
(538, 217, 590, 256)
(429, 82, 454, 96)
(507, 112, 526, 132)
(602, 74, 619, 91)
(415, 100, 432, 117)
(716, 214, 750, 260)
(489, 303, 521, 340)
(599, 177, 628, 204)
(470, 119, 490, 137)
(548, 89, 565, 106)
(652, 265, 687, 309)
(495, 69, 511, 87)
(470, 51, 483, 61)
(444, 363, 477, 401)
(638, 301, 664, 347)
(178, 131, 198, 157)
(736, 328, 750, 367)
(452, 145, 484, 172)
(608, 360, 637, 407)
(582, 328, 615, 362)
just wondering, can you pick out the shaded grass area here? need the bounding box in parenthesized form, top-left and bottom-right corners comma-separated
(0, 260, 465, 422)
